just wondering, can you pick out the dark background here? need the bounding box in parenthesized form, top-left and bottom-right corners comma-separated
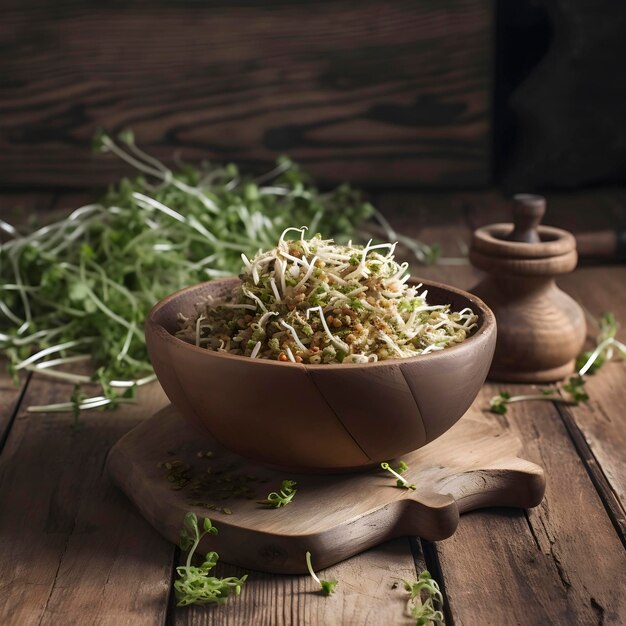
(0, 0, 624, 192)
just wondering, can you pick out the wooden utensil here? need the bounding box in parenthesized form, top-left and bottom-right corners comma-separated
(470, 194, 586, 382)
(107, 404, 545, 574)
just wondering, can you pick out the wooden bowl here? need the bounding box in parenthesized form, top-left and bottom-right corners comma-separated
(145, 278, 496, 472)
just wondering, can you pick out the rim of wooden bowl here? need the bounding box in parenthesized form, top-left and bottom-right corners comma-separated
(146, 276, 496, 370)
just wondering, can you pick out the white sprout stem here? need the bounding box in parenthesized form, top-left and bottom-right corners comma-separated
(280, 320, 308, 353)
(250, 341, 262, 358)
(117, 323, 136, 361)
(9, 254, 31, 332)
(381, 462, 411, 488)
(15, 338, 96, 370)
(0, 219, 19, 237)
(252, 159, 292, 185)
(219, 303, 257, 311)
(133, 192, 186, 223)
(275, 258, 287, 295)
(0, 326, 72, 346)
(102, 137, 164, 178)
(195, 314, 206, 347)
(285, 346, 297, 363)
(27, 397, 136, 413)
(29, 354, 91, 369)
(578, 337, 621, 376)
(279, 226, 307, 244)
(378, 331, 406, 358)
(258, 311, 278, 327)
(110, 374, 156, 388)
(295, 256, 318, 291)
(306, 306, 349, 352)
(0, 300, 25, 326)
(305, 552, 321, 585)
(25, 366, 91, 384)
(126, 140, 170, 174)
(242, 287, 268, 313)
(504, 393, 573, 405)
(269, 277, 282, 302)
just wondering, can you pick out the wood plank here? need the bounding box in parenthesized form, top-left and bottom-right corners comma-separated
(108, 404, 544, 573)
(557, 266, 626, 525)
(0, 377, 173, 626)
(0, 0, 492, 188)
(0, 193, 56, 447)
(173, 538, 420, 626)
(433, 385, 626, 625)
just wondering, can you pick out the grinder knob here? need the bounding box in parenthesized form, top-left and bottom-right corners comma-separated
(507, 194, 546, 244)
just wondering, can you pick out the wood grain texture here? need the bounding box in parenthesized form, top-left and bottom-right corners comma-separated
(108, 404, 544, 573)
(174, 538, 421, 626)
(557, 266, 626, 527)
(0, 376, 173, 626)
(1, 190, 625, 625)
(432, 385, 626, 626)
(470, 220, 586, 383)
(0, 193, 55, 449)
(0, 0, 492, 188)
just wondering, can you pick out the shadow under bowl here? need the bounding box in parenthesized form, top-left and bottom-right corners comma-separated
(145, 278, 496, 473)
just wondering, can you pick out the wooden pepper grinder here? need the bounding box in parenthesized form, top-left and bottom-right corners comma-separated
(469, 194, 586, 382)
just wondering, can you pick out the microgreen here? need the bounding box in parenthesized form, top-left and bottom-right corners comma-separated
(178, 233, 476, 363)
(577, 312, 626, 376)
(488, 377, 589, 415)
(0, 131, 380, 418)
(305, 551, 338, 596)
(259, 479, 297, 508)
(489, 312, 625, 415)
(174, 512, 247, 606)
(381, 461, 416, 490)
(402, 571, 445, 625)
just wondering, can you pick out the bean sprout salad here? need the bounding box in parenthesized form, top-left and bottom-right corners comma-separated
(176, 228, 478, 364)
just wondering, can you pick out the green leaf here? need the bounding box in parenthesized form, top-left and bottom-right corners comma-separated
(180, 512, 199, 551)
(320, 579, 338, 595)
(117, 128, 135, 145)
(175, 514, 248, 606)
(0, 129, 396, 423)
(259, 479, 297, 508)
(91, 128, 109, 153)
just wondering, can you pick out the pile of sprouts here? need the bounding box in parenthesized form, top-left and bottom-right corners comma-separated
(0, 131, 382, 417)
(176, 228, 477, 364)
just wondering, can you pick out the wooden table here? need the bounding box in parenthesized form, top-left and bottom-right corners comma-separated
(1, 190, 625, 625)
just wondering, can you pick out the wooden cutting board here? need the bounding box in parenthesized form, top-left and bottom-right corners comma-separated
(107, 404, 545, 574)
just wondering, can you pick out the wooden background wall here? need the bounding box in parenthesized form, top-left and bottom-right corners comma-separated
(0, 0, 492, 189)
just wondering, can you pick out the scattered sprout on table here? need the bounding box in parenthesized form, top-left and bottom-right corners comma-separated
(174, 512, 248, 607)
(305, 551, 338, 596)
(259, 479, 297, 508)
(488, 312, 625, 415)
(403, 570, 445, 625)
(381, 461, 416, 490)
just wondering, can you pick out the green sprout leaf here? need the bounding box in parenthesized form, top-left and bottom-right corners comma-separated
(403, 571, 445, 625)
(381, 462, 416, 490)
(259, 479, 297, 508)
(305, 551, 338, 596)
(1, 130, 382, 422)
(489, 392, 511, 414)
(117, 128, 135, 145)
(174, 512, 248, 606)
(488, 312, 625, 415)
